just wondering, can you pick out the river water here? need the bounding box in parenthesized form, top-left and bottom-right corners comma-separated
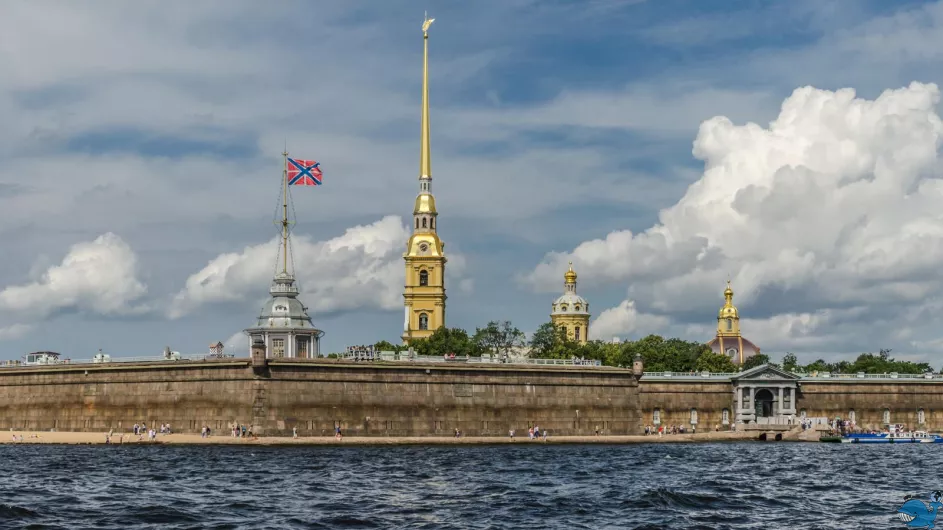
(0, 442, 928, 528)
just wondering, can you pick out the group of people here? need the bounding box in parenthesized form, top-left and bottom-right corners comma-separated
(345, 345, 377, 361)
(228, 423, 254, 438)
(644, 424, 695, 435)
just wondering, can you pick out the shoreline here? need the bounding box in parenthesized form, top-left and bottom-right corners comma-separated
(0, 430, 816, 446)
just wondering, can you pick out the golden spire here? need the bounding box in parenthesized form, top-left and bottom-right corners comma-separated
(419, 13, 434, 180)
(564, 261, 577, 284)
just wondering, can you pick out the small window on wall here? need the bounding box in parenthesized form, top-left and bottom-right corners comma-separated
(419, 270, 429, 287)
(918, 408, 926, 425)
(272, 338, 285, 358)
(848, 409, 856, 423)
(722, 408, 730, 425)
(883, 409, 891, 425)
(575, 326, 581, 341)
(419, 313, 429, 331)
(653, 409, 661, 425)
(690, 408, 698, 425)
(726, 318, 732, 331)
(422, 218, 427, 228)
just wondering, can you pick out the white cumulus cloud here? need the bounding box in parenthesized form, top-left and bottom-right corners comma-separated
(526, 81, 943, 356)
(0, 233, 147, 318)
(170, 216, 468, 318)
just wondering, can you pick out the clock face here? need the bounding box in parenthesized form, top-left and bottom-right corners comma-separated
(726, 348, 738, 357)
(419, 243, 429, 253)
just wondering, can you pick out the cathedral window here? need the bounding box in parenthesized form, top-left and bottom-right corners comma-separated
(419, 270, 428, 286)
(918, 408, 926, 424)
(272, 339, 285, 358)
(431, 218, 435, 229)
(722, 408, 730, 425)
(883, 409, 891, 425)
(849, 409, 856, 423)
(690, 408, 698, 425)
(726, 318, 732, 331)
(419, 313, 429, 330)
(415, 218, 419, 229)
(653, 408, 661, 425)
(575, 326, 581, 341)
(422, 218, 427, 228)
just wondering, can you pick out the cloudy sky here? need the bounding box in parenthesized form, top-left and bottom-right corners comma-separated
(2, 0, 943, 363)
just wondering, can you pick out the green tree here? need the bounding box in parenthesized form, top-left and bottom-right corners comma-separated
(741, 353, 771, 370)
(410, 327, 479, 356)
(781, 352, 799, 372)
(529, 322, 561, 358)
(374, 340, 404, 353)
(694, 350, 738, 372)
(473, 321, 526, 356)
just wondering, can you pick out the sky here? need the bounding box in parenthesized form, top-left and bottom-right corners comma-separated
(2, 0, 943, 364)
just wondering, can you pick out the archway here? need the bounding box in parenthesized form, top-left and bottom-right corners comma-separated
(754, 389, 774, 418)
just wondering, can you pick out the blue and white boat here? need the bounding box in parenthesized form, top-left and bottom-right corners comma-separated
(842, 426, 943, 443)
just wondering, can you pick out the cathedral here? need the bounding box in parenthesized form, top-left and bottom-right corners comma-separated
(402, 18, 447, 344)
(707, 280, 761, 366)
(550, 263, 591, 344)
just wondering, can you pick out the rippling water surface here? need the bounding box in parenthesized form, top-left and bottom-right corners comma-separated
(0, 442, 930, 529)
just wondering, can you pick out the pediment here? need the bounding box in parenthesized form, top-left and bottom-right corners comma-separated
(731, 363, 800, 382)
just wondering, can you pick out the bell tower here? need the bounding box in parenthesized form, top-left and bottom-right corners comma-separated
(403, 14, 446, 344)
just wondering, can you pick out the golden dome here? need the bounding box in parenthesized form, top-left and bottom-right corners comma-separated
(718, 280, 739, 319)
(414, 193, 437, 214)
(564, 262, 577, 283)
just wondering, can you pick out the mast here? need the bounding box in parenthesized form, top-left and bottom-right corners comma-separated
(281, 149, 289, 274)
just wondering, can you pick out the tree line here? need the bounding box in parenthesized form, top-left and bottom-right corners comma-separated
(372, 321, 936, 374)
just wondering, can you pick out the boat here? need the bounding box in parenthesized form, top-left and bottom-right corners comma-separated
(841, 425, 943, 443)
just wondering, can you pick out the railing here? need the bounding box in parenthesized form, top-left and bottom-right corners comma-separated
(0, 353, 235, 367)
(641, 370, 941, 381)
(340, 352, 602, 366)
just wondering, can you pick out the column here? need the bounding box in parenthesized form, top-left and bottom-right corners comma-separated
(778, 387, 784, 418)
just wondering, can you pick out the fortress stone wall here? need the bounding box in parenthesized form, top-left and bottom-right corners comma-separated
(0, 359, 642, 436)
(639, 376, 943, 431)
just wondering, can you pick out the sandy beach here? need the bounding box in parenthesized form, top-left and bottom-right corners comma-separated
(0, 429, 783, 446)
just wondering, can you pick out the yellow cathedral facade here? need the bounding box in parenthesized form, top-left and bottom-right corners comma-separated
(550, 263, 591, 344)
(403, 17, 446, 344)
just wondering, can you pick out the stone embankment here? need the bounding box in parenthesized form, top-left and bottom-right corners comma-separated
(1, 429, 779, 445)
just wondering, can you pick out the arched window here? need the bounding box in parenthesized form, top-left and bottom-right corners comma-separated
(575, 304, 581, 311)
(849, 409, 856, 423)
(918, 408, 926, 424)
(883, 409, 891, 425)
(422, 218, 427, 228)
(690, 408, 698, 425)
(419, 270, 428, 287)
(722, 408, 730, 425)
(431, 218, 435, 229)
(560, 304, 567, 312)
(653, 408, 661, 425)
(419, 313, 428, 330)
(726, 318, 732, 331)
(574, 326, 581, 341)
(415, 218, 419, 229)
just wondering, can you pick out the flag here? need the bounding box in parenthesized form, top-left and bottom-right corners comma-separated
(286, 158, 322, 186)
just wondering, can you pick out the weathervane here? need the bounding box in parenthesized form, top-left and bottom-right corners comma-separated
(422, 11, 435, 35)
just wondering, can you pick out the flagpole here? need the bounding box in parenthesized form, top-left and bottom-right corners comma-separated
(281, 149, 289, 275)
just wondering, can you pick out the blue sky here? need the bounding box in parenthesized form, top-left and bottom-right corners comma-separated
(3, 0, 943, 363)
